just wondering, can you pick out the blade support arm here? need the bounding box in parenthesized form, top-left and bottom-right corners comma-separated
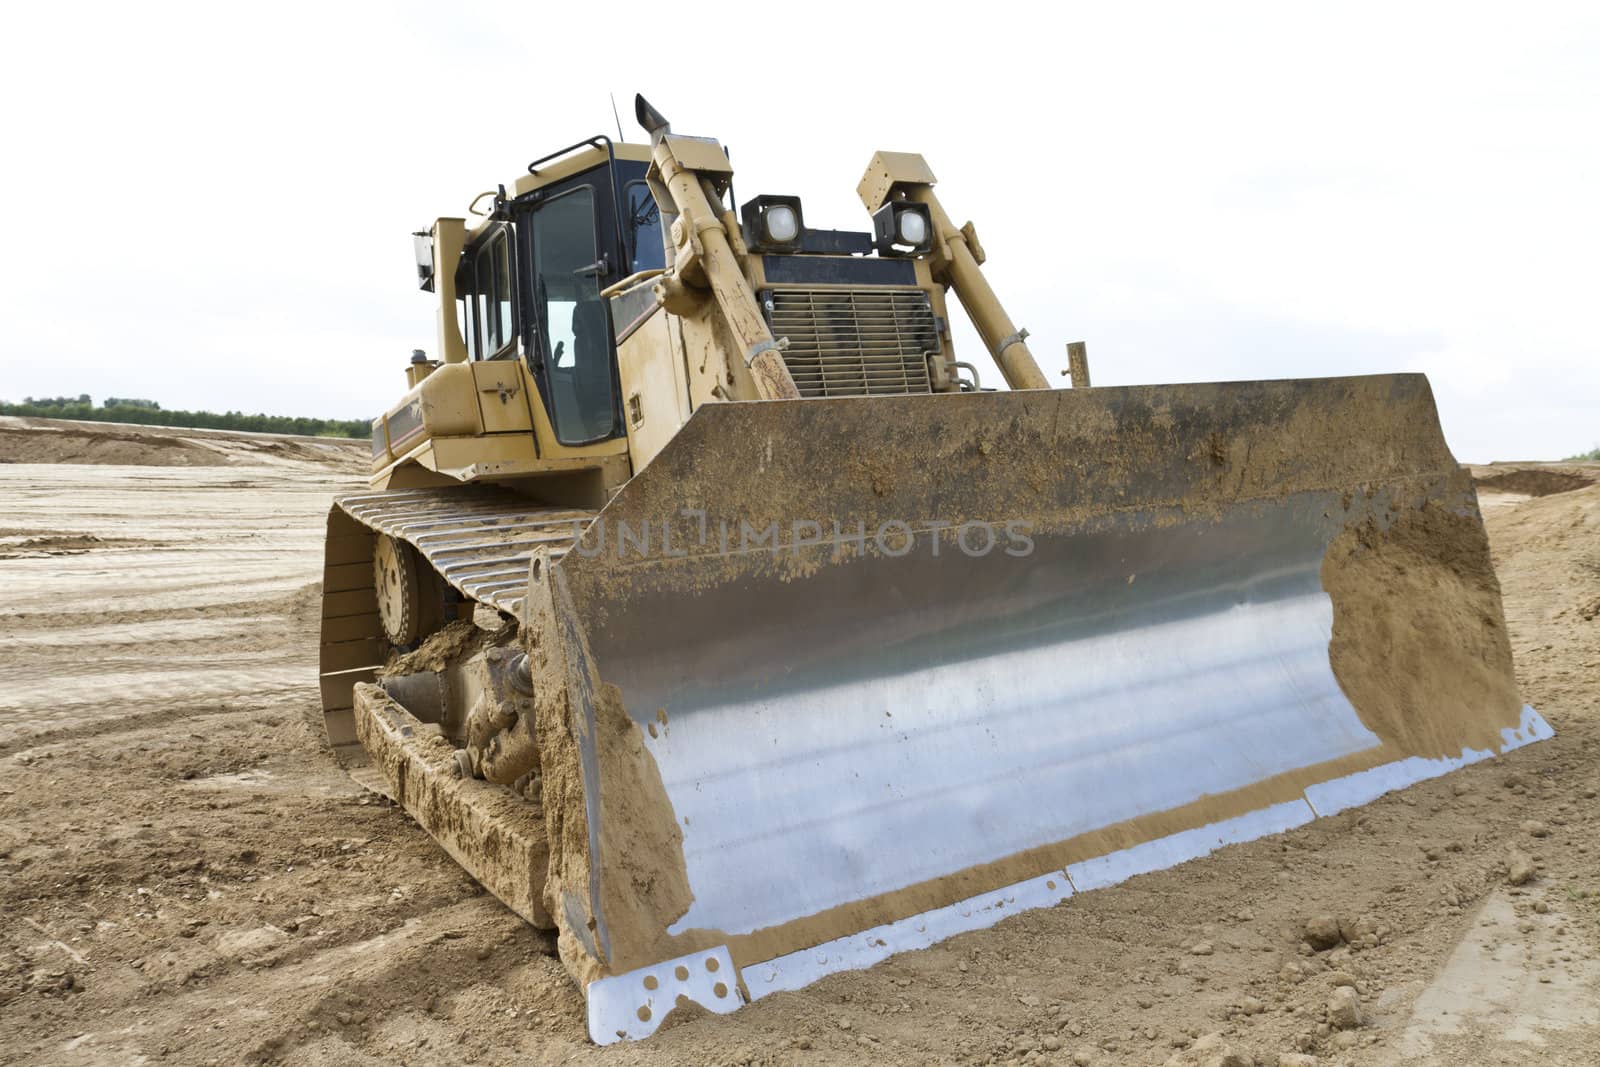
(857, 150, 1050, 390)
(649, 135, 800, 402)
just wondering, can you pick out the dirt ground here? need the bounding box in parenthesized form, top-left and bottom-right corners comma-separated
(1, 420, 1597, 1066)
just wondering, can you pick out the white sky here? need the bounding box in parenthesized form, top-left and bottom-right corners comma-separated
(1, 2, 1595, 461)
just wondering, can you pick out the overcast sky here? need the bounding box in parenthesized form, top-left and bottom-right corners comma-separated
(2, 2, 1595, 461)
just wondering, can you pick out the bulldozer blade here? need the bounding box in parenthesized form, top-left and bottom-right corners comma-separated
(519, 373, 1551, 1043)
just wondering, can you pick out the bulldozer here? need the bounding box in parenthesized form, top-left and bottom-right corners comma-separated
(318, 96, 1552, 1043)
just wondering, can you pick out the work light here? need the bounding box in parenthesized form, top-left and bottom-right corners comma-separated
(740, 195, 805, 252)
(871, 201, 934, 256)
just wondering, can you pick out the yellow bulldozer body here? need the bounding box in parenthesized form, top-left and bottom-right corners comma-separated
(317, 99, 1551, 1043)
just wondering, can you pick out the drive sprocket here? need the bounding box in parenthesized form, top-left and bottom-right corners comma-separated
(374, 533, 424, 645)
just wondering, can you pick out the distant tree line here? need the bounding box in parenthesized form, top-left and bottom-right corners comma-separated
(2, 396, 369, 439)
(1570, 446, 1600, 462)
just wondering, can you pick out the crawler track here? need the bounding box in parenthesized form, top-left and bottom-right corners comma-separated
(317, 486, 594, 761)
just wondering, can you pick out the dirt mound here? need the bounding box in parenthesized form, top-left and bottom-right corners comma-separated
(0, 422, 226, 466)
(1470, 462, 1600, 498)
(0, 528, 162, 559)
(0, 415, 367, 469)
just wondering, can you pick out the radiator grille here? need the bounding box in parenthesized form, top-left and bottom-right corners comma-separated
(764, 288, 937, 398)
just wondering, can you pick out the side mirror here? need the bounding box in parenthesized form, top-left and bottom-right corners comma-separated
(412, 231, 435, 292)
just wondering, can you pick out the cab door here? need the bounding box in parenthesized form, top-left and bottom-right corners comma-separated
(519, 175, 622, 446)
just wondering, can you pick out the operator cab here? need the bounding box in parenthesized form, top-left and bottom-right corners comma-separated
(452, 139, 662, 448)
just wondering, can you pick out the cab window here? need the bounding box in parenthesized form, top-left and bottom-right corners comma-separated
(623, 181, 664, 273)
(455, 259, 479, 359)
(528, 186, 617, 443)
(454, 229, 515, 360)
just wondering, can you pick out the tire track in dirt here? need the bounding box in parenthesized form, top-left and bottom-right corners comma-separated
(0, 679, 312, 750)
(0, 701, 300, 759)
(5, 616, 283, 651)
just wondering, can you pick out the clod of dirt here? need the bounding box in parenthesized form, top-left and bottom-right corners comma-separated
(1338, 914, 1382, 947)
(1521, 819, 1551, 838)
(1189, 940, 1215, 956)
(1303, 915, 1343, 951)
(27, 970, 81, 995)
(1323, 970, 1360, 993)
(1278, 1055, 1319, 1067)
(215, 924, 289, 959)
(1507, 850, 1537, 886)
(385, 619, 489, 676)
(1165, 1032, 1249, 1067)
(1327, 986, 1364, 1030)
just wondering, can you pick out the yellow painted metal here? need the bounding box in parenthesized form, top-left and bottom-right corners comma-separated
(857, 152, 1049, 390)
(411, 363, 482, 437)
(855, 150, 939, 215)
(615, 294, 693, 472)
(919, 189, 1049, 389)
(405, 358, 439, 389)
(509, 141, 652, 200)
(430, 433, 538, 478)
(1067, 341, 1092, 388)
(432, 218, 470, 365)
(650, 134, 799, 402)
(470, 361, 536, 435)
(659, 134, 734, 177)
(370, 348, 630, 493)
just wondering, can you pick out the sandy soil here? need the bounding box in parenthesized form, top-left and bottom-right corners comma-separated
(0, 415, 363, 468)
(1, 419, 1596, 1066)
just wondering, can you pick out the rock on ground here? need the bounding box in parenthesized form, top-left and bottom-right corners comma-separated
(1328, 986, 1365, 1030)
